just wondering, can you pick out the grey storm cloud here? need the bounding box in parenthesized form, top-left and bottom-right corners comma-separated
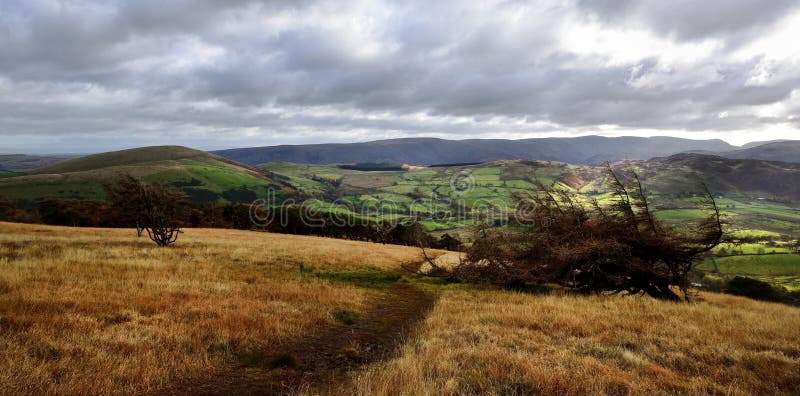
(579, 0, 798, 42)
(0, 0, 799, 153)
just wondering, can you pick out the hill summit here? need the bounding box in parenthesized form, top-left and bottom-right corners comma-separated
(31, 146, 217, 174)
(1, 146, 286, 203)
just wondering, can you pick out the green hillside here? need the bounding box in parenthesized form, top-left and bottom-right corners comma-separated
(0, 146, 287, 202)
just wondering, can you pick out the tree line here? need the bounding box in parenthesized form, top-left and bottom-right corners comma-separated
(0, 175, 461, 249)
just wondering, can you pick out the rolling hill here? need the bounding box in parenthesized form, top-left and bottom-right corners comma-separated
(0, 146, 287, 202)
(213, 136, 736, 166)
(27, 146, 213, 175)
(634, 153, 800, 198)
(717, 141, 800, 163)
(740, 139, 794, 149)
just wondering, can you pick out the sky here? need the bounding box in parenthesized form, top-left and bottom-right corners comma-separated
(1, 0, 799, 154)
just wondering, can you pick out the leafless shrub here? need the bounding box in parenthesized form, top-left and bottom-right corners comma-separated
(417, 165, 725, 301)
(105, 175, 189, 246)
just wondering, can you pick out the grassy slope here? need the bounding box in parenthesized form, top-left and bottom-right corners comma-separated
(0, 222, 429, 394)
(1, 222, 799, 395)
(351, 289, 800, 395)
(0, 146, 284, 202)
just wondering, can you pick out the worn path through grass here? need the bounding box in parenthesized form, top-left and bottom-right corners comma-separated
(153, 269, 437, 395)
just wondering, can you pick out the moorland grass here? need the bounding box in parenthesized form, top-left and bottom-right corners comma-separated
(1, 222, 799, 395)
(349, 289, 800, 395)
(0, 222, 425, 394)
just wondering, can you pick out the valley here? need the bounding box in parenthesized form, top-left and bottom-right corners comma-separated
(258, 156, 800, 291)
(3, 144, 800, 291)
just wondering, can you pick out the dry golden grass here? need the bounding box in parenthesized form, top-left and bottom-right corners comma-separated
(0, 221, 423, 395)
(3, 221, 800, 395)
(350, 289, 800, 395)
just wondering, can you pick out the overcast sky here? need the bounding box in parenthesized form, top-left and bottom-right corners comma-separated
(1, 0, 799, 154)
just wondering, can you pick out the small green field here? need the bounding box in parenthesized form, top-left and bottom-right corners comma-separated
(699, 254, 800, 291)
(712, 242, 792, 255)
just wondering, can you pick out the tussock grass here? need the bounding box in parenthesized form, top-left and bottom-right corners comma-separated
(350, 289, 800, 395)
(0, 222, 423, 395)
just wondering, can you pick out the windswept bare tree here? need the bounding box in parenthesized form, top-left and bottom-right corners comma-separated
(105, 175, 189, 246)
(415, 165, 724, 301)
(105, 175, 145, 236)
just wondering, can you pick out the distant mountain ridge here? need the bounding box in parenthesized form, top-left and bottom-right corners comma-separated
(716, 141, 800, 164)
(0, 154, 73, 172)
(212, 136, 738, 166)
(634, 153, 800, 200)
(4, 137, 798, 174)
(740, 140, 793, 149)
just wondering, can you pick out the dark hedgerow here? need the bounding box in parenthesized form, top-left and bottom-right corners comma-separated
(725, 276, 795, 303)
